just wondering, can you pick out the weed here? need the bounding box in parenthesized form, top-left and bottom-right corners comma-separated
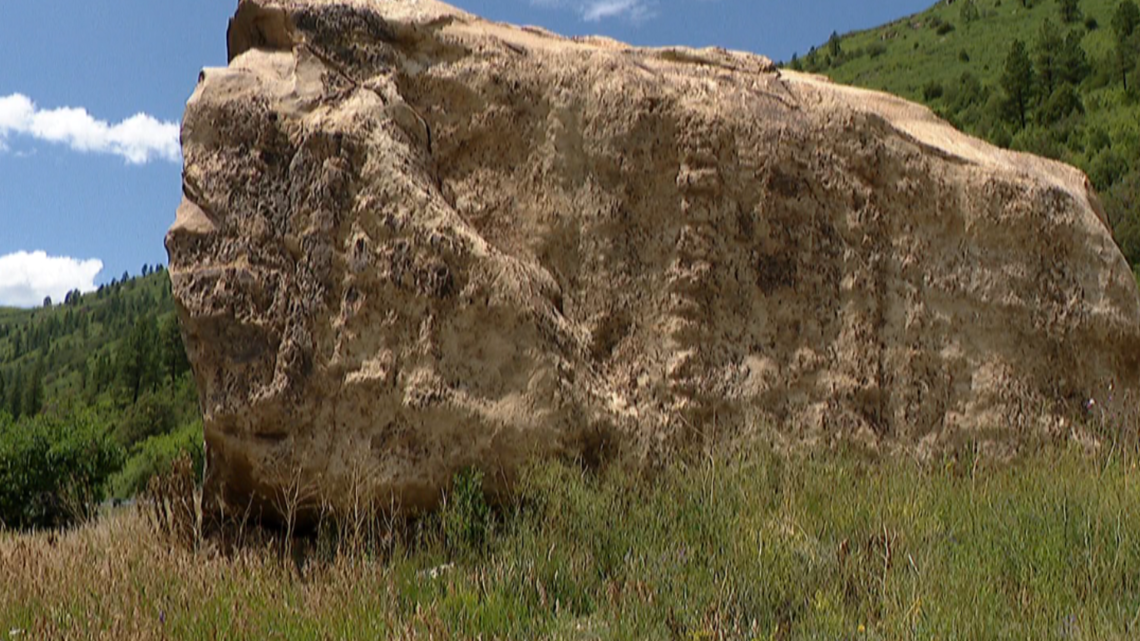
(142, 451, 199, 550)
(440, 467, 492, 559)
(5, 442, 1140, 639)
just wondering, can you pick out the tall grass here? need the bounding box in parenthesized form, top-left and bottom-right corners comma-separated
(4, 441, 1140, 639)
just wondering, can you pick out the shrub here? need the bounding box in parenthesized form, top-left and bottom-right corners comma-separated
(440, 467, 492, 558)
(1104, 171, 1140, 265)
(1011, 124, 1064, 159)
(0, 409, 122, 529)
(1037, 83, 1084, 125)
(111, 420, 204, 499)
(961, 0, 981, 23)
(1091, 148, 1129, 189)
(114, 389, 177, 449)
(937, 22, 957, 35)
(923, 81, 945, 101)
(143, 452, 200, 549)
(1086, 126, 1111, 153)
(942, 71, 990, 118)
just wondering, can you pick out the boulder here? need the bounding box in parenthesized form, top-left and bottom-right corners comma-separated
(167, 0, 1140, 520)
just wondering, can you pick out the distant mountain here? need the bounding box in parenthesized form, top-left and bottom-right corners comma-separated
(789, 0, 1140, 278)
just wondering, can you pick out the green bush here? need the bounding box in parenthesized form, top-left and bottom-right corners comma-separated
(440, 467, 492, 558)
(1037, 83, 1084, 125)
(1091, 147, 1130, 189)
(1104, 171, 1140, 265)
(0, 408, 123, 529)
(114, 389, 177, 449)
(1011, 124, 1064, 158)
(111, 420, 204, 499)
(923, 80, 945, 101)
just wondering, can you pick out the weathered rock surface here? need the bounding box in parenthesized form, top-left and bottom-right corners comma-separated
(168, 0, 1140, 519)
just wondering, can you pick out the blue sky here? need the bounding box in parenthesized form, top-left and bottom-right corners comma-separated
(0, 0, 934, 307)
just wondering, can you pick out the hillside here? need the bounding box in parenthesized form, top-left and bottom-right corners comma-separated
(0, 268, 202, 528)
(1, 268, 180, 408)
(790, 0, 1140, 276)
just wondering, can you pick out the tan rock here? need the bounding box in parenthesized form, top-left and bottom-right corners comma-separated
(167, 0, 1140, 521)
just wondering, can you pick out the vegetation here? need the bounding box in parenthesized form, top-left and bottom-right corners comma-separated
(0, 268, 201, 529)
(787, 0, 1140, 273)
(0, 408, 122, 529)
(3, 441, 1140, 639)
(3, 4, 1140, 637)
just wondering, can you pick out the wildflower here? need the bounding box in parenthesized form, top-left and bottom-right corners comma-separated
(858, 623, 866, 633)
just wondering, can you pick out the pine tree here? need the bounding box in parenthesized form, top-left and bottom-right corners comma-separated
(159, 315, 191, 388)
(23, 362, 44, 417)
(1034, 20, 1064, 99)
(1119, 33, 1140, 91)
(1058, 29, 1090, 86)
(118, 316, 158, 404)
(828, 31, 842, 58)
(1002, 39, 1034, 129)
(8, 368, 23, 420)
(1114, 1, 1140, 89)
(1113, 0, 1140, 42)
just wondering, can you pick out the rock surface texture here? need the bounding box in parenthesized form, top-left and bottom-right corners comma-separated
(169, 0, 1140, 519)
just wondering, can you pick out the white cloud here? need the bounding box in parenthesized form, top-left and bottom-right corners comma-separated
(583, 0, 654, 22)
(0, 93, 180, 164)
(531, 0, 657, 23)
(0, 251, 104, 308)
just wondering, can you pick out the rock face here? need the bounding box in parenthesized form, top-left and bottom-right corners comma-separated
(168, 0, 1140, 519)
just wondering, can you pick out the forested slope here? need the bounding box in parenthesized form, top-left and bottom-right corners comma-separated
(789, 0, 1140, 276)
(0, 267, 201, 528)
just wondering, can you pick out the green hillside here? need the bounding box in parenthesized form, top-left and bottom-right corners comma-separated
(789, 0, 1140, 277)
(0, 268, 202, 529)
(1, 268, 178, 407)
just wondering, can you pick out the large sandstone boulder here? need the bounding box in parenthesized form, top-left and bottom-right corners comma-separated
(168, 0, 1140, 519)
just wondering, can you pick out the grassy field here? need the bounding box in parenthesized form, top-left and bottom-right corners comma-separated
(4, 440, 1140, 640)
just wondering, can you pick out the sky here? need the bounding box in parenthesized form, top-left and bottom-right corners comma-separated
(0, 0, 934, 308)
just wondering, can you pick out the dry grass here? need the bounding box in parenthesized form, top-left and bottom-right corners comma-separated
(5, 433, 1140, 640)
(1, 506, 419, 639)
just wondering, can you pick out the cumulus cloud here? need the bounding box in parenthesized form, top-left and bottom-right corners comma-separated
(0, 251, 104, 308)
(0, 93, 179, 164)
